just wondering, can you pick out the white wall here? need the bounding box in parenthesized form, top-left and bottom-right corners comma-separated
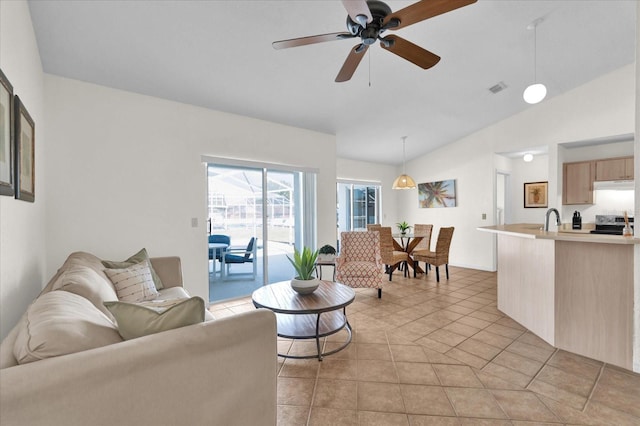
(396, 64, 636, 272)
(0, 0, 47, 340)
(42, 75, 336, 309)
(508, 154, 550, 224)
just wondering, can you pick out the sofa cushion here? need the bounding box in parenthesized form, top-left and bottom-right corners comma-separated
(50, 263, 119, 320)
(13, 291, 123, 364)
(338, 261, 382, 278)
(104, 259, 159, 302)
(104, 297, 206, 340)
(101, 248, 164, 290)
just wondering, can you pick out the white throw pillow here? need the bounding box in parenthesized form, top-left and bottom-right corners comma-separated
(104, 259, 159, 302)
(13, 291, 122, 364)
(50, 263, 119, 321)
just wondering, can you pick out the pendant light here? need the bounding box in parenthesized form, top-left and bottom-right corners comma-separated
(523, 18, 547, 104)
(392, 136, 416, 190)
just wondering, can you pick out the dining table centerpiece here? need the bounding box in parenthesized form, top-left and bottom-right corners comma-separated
(287, 246, 320, 294)
(396, 221, 412, 235)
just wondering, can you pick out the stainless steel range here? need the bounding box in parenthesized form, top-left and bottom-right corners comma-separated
(590, 215, 634, 235)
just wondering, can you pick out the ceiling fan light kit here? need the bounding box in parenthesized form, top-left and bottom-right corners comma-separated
(393, 136, 417, 190)
(272, 0, 477, 83)
(523, 17, 547, 104)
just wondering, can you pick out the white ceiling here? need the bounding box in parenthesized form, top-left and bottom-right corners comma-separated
(28, 0, 636, 165)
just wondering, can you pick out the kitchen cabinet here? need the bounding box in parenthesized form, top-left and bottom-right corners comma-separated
(563, 161, 594, 205)
(595, 156, 634, 181)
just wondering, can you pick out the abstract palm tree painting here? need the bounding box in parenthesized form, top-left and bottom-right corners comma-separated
(418, 180, 456, 208)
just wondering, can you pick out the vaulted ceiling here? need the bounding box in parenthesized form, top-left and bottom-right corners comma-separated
(28, 1, 636, 165)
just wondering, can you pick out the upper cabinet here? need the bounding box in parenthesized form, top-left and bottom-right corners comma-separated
(563, 155, 634, 205)
(595, 156, 634, 181)
(563, 161, 595, 205)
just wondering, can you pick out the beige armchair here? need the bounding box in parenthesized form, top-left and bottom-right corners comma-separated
(412, 227, 454, 282)
(336, 231, 384, 298)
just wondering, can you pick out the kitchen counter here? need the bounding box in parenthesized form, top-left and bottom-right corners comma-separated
(478, 223, 638, 244)
(478, 223, 635, 370)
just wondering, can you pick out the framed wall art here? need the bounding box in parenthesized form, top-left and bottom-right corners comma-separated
(0, 69, 13, 196)
(524, 181, 547, 208)
(418, 179, 457, 208)
(14, 95, 35, 202)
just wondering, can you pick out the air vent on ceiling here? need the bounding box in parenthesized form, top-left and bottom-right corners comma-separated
(489, 81, 508, 94)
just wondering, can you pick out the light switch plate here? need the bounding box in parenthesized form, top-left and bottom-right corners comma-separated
(191, 217, 198, 227)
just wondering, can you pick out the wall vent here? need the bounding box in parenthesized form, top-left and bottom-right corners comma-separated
(489, 81, 508, 94)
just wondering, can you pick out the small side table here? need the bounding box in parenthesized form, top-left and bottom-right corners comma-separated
(315, 260, 336, 281)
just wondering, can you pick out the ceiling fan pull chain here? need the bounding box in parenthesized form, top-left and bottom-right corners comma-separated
(368, 49, 371, 87)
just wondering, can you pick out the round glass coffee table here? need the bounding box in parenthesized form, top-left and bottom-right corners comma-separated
(252, 280, 355, 361)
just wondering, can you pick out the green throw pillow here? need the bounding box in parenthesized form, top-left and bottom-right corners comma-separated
(101, 248, 164, 290)
(103, 297, 205, 340)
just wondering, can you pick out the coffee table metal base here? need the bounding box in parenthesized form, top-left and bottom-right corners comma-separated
(275, 308, 352, 361)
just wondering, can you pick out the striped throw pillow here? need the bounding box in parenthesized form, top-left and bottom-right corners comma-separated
(104, 260, 159, 302)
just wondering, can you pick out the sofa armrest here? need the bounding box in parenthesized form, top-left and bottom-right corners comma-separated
(0, 309, 277, 426)
(150, 256, 183, 288)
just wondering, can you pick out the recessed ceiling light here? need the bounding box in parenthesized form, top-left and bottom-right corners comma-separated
(523, 153, 534, 162)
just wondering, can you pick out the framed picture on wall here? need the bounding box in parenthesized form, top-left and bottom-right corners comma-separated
(418, 179, 457, 208)
(524, 181, 547, 208)
(0, 69, 13, 196)
(14, 95, 35, 202)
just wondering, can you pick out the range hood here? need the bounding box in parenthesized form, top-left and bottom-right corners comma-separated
(593, 180, 635, 190)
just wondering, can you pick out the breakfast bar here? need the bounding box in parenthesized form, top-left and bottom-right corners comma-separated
(478, 224, 638, 370)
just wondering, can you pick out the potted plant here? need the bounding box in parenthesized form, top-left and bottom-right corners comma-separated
(396, 221, 412, 235)
(287, 246, 320, 294)
(317, 244, 337, 262)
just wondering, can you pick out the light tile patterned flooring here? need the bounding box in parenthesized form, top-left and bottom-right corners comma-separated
(209, 266, 640, 425)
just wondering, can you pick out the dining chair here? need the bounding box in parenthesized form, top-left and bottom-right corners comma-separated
(378, 227, 411, 281)
(411, 224, 433, 277)
(224, 237, 258, 279)
(412, 227, 454, 282)
(335, 231, 384, 298)
(366, 224, 381, 231)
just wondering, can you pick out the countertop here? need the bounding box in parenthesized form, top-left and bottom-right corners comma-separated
(478, 223, 640, 245)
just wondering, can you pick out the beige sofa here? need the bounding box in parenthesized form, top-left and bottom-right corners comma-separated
(0, 251, 277, 426)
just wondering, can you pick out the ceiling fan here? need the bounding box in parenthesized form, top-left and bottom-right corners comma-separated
(272, 0, 477, 82)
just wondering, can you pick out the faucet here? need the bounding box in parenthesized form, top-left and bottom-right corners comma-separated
(544, 208, 562, 231)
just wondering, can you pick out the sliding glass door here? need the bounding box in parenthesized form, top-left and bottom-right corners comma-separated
(206, 162, 315, 303)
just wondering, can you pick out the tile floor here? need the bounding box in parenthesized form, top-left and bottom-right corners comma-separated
(209, 266, 640, 426)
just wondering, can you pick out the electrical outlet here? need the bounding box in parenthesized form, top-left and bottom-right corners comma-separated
(482, 213, 487, 220)
(191, 217, 198, 228)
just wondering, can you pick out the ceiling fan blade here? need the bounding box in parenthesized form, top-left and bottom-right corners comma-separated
(272, 32, 354, 50)
(380, 35, 440, 69)
(382, 0, 477, 30)
(341, 0, 373, 26)
(335, 44, 369, 82)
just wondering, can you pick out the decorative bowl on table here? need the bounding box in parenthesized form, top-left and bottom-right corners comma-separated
(290, 278, 320, 295)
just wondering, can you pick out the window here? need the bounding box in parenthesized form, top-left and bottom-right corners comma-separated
(337, 181, 382, 237)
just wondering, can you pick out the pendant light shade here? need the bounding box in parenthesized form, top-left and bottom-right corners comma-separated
(523, 83, 547, 104)
(392, 136, 416, 190)
(523, 18, 546, 105)
(392, 174, 417, 189)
